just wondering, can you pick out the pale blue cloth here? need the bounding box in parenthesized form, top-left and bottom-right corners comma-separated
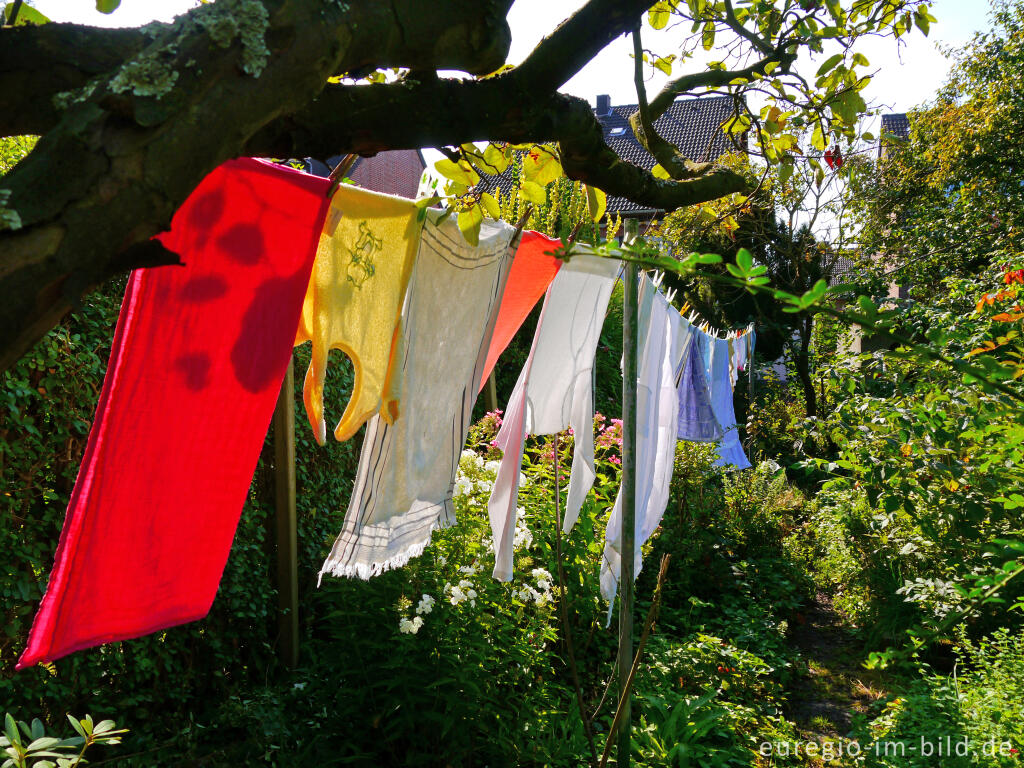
(676, 324, 723, 443)
(708, 336, 751, 470)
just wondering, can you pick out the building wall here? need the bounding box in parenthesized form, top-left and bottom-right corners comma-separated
(349, 150, 425, 199)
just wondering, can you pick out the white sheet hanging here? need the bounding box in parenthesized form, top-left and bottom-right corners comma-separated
(488, 249, 621, 581)
(601, 278, 685, 617)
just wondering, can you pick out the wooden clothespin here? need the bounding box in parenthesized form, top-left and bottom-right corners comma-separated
(514, 203, 534, 234)
(566, 219, 584, 244)
(326, 153, 358, 198)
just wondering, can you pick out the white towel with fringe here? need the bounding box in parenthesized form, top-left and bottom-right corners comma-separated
(319, 211, 516, 580)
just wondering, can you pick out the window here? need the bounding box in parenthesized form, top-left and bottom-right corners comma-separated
(609, 126, 628, 136)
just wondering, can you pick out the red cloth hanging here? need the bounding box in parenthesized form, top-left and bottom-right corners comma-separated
(18, 158, 329, 668)
(477, 230, 563, 393)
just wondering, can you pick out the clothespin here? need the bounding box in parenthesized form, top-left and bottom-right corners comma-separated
(652, 271, 664, 288)
(566, 220, 584, 244)
(666, 287, 677, 303)
(514, 204, 534, 235)
(679, 301, 691, 315)
(326, 153, 358, 198)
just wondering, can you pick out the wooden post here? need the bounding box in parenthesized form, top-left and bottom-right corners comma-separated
(485, 370, 499, 413)
(273, 359, 299, 668)
(617, 218, 640, 767)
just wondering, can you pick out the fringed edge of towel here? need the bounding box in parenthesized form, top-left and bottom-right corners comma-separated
(317, 506, 457, 585)
(318, 535, 433, 583)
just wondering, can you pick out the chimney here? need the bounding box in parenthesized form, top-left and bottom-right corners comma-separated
(595, 94, 611, 116)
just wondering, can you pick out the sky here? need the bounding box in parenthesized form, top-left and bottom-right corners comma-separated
(33, 0, 992, 137)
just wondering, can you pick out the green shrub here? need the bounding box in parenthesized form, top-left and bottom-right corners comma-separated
(858, 627, 1024, 767)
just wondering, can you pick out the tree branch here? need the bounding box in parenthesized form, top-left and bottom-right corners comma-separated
(0, 23, 148, 136)
(246, 78, 748, 212)
(646, 48, 796, 121)
(513, 0, 656, 93)
(627, 26, 711, 180)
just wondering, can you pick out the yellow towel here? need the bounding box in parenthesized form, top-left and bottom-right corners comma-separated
(294, 184, 422, 444)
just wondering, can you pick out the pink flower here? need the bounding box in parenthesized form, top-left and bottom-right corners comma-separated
(609, 456, 621, 465)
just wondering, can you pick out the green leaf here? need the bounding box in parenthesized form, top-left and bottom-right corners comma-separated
(778, 159, 794, 185)
(3, 715, 19, 748)
(694, 253, 722, 264)
(914, 7, 930, 35)
(651, 163, 672, 180)
(4, 2, 50, 24)
(701, 21, 715, 51)
(65, 716, 85, 740)
(736, 248, 753, 274)
(648, 2, 671, 30)
(811, 123, 826, 151)
(521, 145, 562, 186)
(653, 55, 674, 76)
(585, 185, 606, 223)
(481, 143, 509, 174)
(96, 0, 121, 13)
(434, 158, 479, 187)
(457, 205, 483, 247)
(816, 54, 843, 77)
(479, 192, 500, 219)
(520, 180, 547, 205)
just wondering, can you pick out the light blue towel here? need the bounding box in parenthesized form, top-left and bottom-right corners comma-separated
(676, 326, 723, 443)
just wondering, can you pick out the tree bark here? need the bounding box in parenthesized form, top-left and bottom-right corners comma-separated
(794, 314, 816, 417)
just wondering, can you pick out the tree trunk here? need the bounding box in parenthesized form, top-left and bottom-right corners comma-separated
(795, 314, 816, 417)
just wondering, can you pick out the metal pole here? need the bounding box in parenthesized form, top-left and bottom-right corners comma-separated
(273, 359, 299, 668)
(617, 218, 640, 767)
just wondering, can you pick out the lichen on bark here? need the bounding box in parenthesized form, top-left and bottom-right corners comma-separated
(193, 0, 271, 77)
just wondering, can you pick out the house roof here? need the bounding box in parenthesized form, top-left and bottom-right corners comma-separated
(879, 113, 910, 158)
(478, 94, 740, 218)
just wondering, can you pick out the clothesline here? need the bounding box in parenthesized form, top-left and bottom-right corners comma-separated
(17, 158, 757, 668)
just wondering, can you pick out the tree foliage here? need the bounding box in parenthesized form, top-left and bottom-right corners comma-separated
(849, 0, 1024, 296)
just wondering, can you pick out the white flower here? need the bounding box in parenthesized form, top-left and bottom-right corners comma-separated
(484, 460, 501, 474)
(458, 579, 474, 589)
(460, 449, 477, 461)
(399, 616, 424, 634)
(517, 586, 539, 603)
(519, 472, 528, 485)
(537, 579, 551, 591)
(437, 555, 447, 567)
(448, 584, 467, 605)
(513, 525, 533, 551)
(531, 567, 552, 582)
(453, 477, 473, 497)
(515, 506, 526, 519)
(459, 565, 478, 576)
(415, 594, 435, 615)
(474, 479, 493, 494)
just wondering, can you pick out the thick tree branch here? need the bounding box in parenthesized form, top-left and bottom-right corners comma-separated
(0, 24, 148, 136)
(0, 0, 513, 371)
(247, 78, 748, 210)
(513, 0, 656, 93)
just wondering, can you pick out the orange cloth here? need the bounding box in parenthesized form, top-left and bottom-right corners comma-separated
(477, 230, 563, 392)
